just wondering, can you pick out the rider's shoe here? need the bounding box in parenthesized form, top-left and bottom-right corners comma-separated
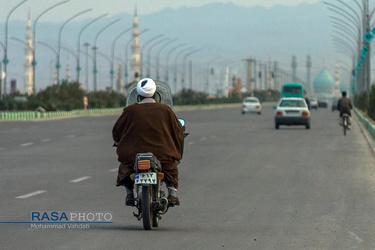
(125, 194, 135, 206)
(167, 195, 180, 206)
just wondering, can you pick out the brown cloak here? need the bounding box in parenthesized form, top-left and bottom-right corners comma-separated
(112, 102, 183, 188)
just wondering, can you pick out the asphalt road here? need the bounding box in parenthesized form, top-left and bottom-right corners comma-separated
(1, 105, 375, 249)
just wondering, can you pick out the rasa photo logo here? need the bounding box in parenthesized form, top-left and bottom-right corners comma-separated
(30, 211, 113, 229)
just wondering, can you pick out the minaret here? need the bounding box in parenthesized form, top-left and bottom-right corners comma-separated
(306, 55, 312, 93)
(335, 62, 340, 96)
(116, 62, 124, 93)
(292, 55, 297, 82)
(24, 10, 33, 95)
(130, 5, 141, 82)
(66, 60, 71, 83)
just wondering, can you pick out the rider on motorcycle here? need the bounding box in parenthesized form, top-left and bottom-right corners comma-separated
(112, 78, 184, 206)
(337, 91, 353, 129)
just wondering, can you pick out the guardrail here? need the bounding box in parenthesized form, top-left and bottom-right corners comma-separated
(0, 108, 123, 121)
(0, 104, 243, 121)
(354, 108, 375, 140)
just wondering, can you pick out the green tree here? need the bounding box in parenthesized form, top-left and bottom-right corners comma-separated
(368, 85, 375, 120)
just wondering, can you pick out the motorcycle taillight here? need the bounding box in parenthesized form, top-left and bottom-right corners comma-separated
(138, 160, 151, 170)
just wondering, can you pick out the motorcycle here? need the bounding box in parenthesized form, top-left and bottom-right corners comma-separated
(121, 80, 188, 230)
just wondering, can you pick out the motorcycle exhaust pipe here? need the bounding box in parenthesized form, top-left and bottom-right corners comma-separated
(159, 197, 168, 207)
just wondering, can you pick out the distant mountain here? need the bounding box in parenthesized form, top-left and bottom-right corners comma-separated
(0, 2, 335, 92)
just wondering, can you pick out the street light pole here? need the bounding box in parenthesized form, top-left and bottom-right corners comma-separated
(0, 41, 5, 98)
(33, 0, 69, 94)
(156, 38, 178, 80)
(182, 49, 200, 89)
(92, 18, 121, 91)
(165, 43, 187, 82)
(206, 56, 221, 94)
(146, 37, 168, 78)
(97, 51, 112, 90)
(140, 34, 164, 78)
(324, 0, 373, 93)
(3, 0, 28, 96)
(77, 14, 108, 85)
(83, 42, 90, 90)
(173, 47, 193, 94)
(57, 9, 92, 85)
(111, 27, 132, 91)
(37, 41, 59, 85)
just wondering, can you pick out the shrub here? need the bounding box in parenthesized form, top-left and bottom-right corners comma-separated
(354, 91, 368, 112)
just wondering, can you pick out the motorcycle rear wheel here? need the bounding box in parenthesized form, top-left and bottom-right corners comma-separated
(142, 186, 153, 230)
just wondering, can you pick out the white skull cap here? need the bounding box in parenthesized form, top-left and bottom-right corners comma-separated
(137, 78, 156, 97)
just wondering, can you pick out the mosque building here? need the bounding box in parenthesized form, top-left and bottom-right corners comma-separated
(312, 69, 335, 98)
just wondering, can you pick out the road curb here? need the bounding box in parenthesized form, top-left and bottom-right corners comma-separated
(354, 109, 375, 155)
(354, 109, 375, 140)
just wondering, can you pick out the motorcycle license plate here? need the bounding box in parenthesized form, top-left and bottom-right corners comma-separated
(135, 173, 157, 184)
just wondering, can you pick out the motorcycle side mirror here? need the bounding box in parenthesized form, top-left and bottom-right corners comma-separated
(178, 119, 185, 127)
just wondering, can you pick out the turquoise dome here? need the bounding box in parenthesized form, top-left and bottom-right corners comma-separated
(313, 69, 334, 95)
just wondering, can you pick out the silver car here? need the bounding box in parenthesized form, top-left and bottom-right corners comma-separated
(275, 98, 311, 129)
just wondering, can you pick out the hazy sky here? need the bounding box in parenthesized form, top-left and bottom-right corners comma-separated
(2, 0, 322, 22)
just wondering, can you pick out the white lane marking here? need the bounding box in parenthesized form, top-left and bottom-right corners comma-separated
(16, 190, 46, 199)
(200, 137, 207, 141)
(109, 168, 118, 172)
(41, 139, 51, 142)
(21, 142, 34, 147)
(0, 148, 5, 151)
(348, 231, 364, 244)
(70, 176, 91, 183)
(65, 135, 76, 138)
(187, 141, 195, 145)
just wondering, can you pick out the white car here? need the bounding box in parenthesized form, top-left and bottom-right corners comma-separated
(242, 97, 262, 115)
(275, 98, 311, 129)
(309, 98, 318, 110)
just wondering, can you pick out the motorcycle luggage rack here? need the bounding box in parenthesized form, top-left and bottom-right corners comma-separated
(134, 153, 162, 171)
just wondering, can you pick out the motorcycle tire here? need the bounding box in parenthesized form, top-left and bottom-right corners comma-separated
(142, 186, 153, 230)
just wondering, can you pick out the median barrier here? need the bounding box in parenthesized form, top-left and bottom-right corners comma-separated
(0, 103, 252, 121)
(0, 108, 124, 121)
(354, 108, 375, 140)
